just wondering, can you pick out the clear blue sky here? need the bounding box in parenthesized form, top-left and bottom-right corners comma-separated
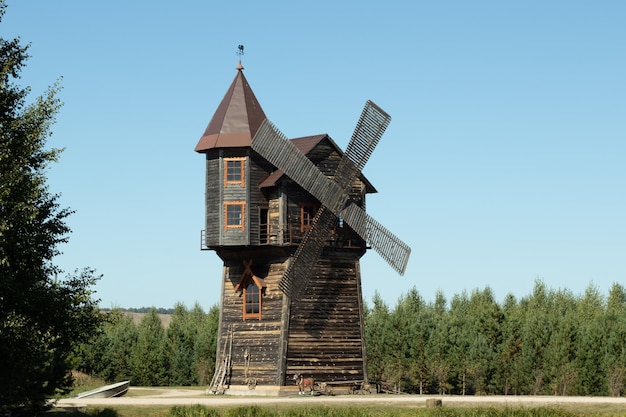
(4, 1, 625, 310)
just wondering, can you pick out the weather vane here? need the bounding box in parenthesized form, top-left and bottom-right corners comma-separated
(236, 45, 245, 70)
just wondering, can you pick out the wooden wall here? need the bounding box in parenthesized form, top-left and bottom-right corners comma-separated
(285, 248, 367, 384)
(203, 139, 369, 250)
(216, 252, 290, 386)
(208, 136, 372, 389)
(204, 150, 277, 249)
(215, 247, 367, 387)
(204, 151, 221, 247)
(248, 153, 274, 245)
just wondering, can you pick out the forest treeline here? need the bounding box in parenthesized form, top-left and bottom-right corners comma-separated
(76, 303, 219, 386)
(366, 280, 626, 397)
(75, 280, 626, 396)
(102, 307, 176, 314)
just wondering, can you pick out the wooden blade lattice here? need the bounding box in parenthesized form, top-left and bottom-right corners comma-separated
(278, 101, 392, 299)
(342, 204, 411, 275)
(252, 120, 347, 214)
(278, 207, 336, 300)
(251, 102, 410, 299)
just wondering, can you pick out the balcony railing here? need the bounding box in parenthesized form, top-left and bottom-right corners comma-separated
(200, 223, 363, 250)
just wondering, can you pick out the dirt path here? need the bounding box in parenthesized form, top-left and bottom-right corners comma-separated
(55, 387, 626, 408)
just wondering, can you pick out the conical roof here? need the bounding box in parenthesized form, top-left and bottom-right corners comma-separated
(194, 66, 267, 153)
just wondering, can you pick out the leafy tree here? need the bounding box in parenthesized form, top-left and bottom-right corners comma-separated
(0, 2, 102, 414)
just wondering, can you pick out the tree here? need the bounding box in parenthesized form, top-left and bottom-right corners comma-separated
(544, 289, 578, 395)
(517, 280, 552, 394)
(194, 304, 219, 385)
(497, 293, 524, 395)
(365, 292, 393, 387)
(130, 308, 170, 386)
(391, 288, 432, 394)
(425, 290, 452, 394)
(0, 2, 102, 414)
(168, 303, 199, 385)
(604, 283, 626, 396)
(575, 285, 607, 395)
(98, 310, 137, 383)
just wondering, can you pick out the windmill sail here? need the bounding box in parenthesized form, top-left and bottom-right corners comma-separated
(252, 121, 347, 213)
(251, 103, 410, 299)
(343, 100, 390, 172)
(277, 101, 392, 299)
(278, 207, 336, 300)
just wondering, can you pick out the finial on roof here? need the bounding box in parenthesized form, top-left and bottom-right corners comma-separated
(236, 44, 244, 70)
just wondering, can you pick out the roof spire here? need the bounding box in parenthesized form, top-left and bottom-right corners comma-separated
(236, 44, 244, 71)
(194, 47, 267, 153)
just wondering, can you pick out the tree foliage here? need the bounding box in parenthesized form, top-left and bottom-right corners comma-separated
(0, 2, 102, 414)
(72, 281, 626, 397)
(77, 304, 220, 386)
(366, 281, 626, 397)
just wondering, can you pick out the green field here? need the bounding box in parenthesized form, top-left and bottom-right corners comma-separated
(48, 402, 626, 417)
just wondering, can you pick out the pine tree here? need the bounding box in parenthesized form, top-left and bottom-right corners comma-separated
(425, 290, 452, 394)
(364, 292, 393, 387)
(518, 281, 552, 394)
(101, 310, 137, 382)
(497, 293, 524, 395)
(168, 303, 197, 385)
(131, 308, 169, 386)
(604, 283, 626, 396)
(194, 304, 219, 385)
(544, 289, 578, 395)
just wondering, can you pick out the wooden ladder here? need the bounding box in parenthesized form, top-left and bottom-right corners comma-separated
(208, 324, 233, 394)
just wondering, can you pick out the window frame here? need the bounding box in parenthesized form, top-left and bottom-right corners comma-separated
(300, 203, 319, 233)
(224, 201, 245, 231)
(234, 260, 264, 321)
(243, 280, 262, 320)
(224, 157, 246, 188)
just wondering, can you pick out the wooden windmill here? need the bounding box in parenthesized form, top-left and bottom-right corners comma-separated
(195, 60, 410, 394)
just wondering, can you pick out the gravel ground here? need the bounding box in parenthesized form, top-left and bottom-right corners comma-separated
(55, 387, 626, 409)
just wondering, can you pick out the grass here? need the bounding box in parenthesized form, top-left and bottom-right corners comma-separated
(47, 404, 626, 417)
(124, 386, 206, 396)
(57, 372, 109, 399)
(48, 376, 625, 417)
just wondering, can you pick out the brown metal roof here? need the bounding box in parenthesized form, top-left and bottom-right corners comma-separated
(258, 134, 327, 188)
(258, 134, 377, 193)
(194, 68, 267, 153)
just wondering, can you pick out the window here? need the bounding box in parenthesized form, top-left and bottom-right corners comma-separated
(244, 281, 261, 318)
(234, 260, 264, 320)
(224, 158, 245, 187)
(224, 202, 245, 231)
(300, 203, 319, 232)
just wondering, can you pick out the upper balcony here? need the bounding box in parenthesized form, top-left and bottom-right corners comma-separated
(200, 223, 364, 251)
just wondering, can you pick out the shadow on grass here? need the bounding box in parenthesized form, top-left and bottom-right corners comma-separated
(48, 407, 121, 417)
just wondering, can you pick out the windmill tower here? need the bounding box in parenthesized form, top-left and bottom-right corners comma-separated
(195, 60, 410, 394)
